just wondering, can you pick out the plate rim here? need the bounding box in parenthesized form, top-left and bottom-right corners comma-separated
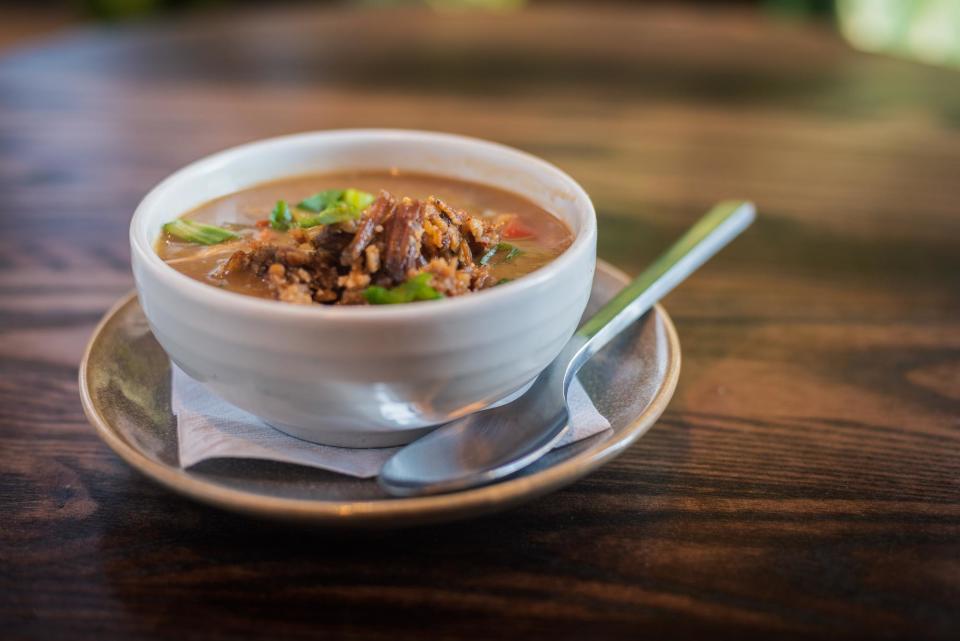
(79, 260, 681, 526)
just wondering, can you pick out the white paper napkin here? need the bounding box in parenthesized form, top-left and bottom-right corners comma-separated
(173, 366, 610, 478)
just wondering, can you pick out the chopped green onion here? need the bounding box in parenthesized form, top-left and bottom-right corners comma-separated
(270, 200, 293, 231)
(296, 203, 357, 228)
(363, 273, 444, 305)
(496, 278, 512, 286)
(479, 242, 523, 266)
(163, 219, 238, 245)
(297, 189, 344, 213)
(293, 188, 375, 228)
(342, 188, 375, 212)
(478, 246, 498, 266)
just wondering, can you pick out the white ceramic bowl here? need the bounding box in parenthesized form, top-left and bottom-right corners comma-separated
(130, 130, 597, 447)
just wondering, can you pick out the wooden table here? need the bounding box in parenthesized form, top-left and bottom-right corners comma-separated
(2, 5, 958, 640)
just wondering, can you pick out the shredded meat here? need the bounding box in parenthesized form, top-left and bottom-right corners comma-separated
(212, 190, 502, 305)
(383, 197, 425, 282)
(340, 191, 394, 266)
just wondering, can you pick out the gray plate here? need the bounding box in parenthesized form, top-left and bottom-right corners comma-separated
(79, 260, 680, 527)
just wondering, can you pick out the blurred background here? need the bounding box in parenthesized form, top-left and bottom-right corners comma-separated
(2, 0, 959, 69)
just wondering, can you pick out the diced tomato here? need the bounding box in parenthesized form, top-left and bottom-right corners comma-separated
(501, 217, 536, 240)
(255, 219, 269, 229)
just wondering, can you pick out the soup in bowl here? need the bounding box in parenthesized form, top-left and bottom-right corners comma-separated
(157, 171, 573, 306)
(131, 130, 596, 447)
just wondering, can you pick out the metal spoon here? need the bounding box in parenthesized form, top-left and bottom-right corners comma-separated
(379, 201, 755, 496)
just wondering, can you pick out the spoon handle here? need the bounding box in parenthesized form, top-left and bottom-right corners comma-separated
(572, 201, 755, 366)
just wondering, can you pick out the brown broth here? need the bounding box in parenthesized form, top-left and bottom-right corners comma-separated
(157, 171, 573, 301)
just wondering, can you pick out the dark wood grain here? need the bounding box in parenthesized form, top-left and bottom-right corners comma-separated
(1, 5, 958, 641)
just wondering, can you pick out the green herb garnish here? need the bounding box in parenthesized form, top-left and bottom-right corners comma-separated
(502, 243, 523, 262)
(295, 203, 357, 228)
(294, 188, 375, 228)
(363, 273, 444, 305)
(478, 246, 497, 266)
(479, 242, 523, 266)
(163, 219, 238, 245)
(496, 278, 512, 286)
(297, 189, 344, 213)
(270, 200, 293, 231)
(342, 188, 375, 212)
